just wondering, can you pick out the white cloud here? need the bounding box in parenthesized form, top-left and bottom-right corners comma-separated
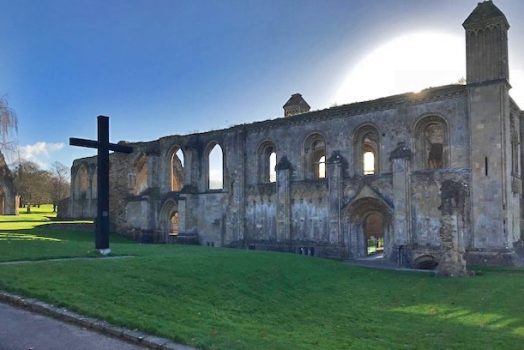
(17, 142, 65, 168)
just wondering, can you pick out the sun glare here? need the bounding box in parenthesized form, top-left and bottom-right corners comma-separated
(334, 31, 524, 108)
(510, 69, 524, 108)
(334, 32, 464, 105)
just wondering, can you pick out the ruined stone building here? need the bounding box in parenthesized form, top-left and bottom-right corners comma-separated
(0, 150, 17, 215)
(66, 1, 524, 267)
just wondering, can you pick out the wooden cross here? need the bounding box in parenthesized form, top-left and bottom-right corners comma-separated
(70, 116, 133, 254)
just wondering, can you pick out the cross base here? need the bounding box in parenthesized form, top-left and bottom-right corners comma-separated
(97, 248, 112, 256)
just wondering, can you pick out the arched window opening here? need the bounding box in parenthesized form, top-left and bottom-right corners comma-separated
(170, 147, 184, 191)
(415, 116, 448, 170)
(354, 126, 380, 176)
(304, 134, 326, 180)
(257, 142, 277, 183)
(269, 152, 277, 183)
(208, 143, 223, 190)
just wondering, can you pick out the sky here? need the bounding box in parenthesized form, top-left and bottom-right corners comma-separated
(0, 0, 523, 169)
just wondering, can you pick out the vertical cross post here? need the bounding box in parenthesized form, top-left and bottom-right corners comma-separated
(70, 115, 133, 255)
(97, 116, 110, 252)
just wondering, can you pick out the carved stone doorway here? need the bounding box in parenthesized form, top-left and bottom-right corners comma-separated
(345, 197, 393, 259)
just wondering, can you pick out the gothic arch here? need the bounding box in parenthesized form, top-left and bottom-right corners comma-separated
(167, 144, 185, 191)
(353, 123, 380, 176)
(303, 132, 326, 179)
(413, 115, 449, 170)
(205, 141, 224, 190)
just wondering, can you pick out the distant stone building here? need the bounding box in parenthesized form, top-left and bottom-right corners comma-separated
(0, 150, 17, 215)
(65, 1, 523, 267)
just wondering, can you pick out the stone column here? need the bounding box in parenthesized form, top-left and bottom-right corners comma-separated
(276, 156, 293, 244)
(327, 152, 343, 244)
(437, 179, 469, 277)
(178, 199, 186, 234)
(390, 142, 412, 263)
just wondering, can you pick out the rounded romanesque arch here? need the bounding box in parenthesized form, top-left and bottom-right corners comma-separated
(353, 123, 381, 176)
(344, 197, 393, 259)
(256, 140, 277, 183)
(303, 133, 326, 180)
(413, 254, 439, 270)
(413, 115, 449, 170)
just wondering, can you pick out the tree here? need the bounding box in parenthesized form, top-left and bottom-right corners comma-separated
(50, 161, 70, 212)
(0, 96, 19, 163)
(13, 160, 52, 212)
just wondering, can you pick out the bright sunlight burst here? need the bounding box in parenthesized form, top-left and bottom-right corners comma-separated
(334, 31, 524, 107)
(334, 31, 464, 105)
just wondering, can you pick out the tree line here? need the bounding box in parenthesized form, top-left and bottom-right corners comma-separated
(13, 160, 70, 212)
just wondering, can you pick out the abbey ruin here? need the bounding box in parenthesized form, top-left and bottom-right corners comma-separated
(0, 150, 17, 215)
(65, 1, 524, 268)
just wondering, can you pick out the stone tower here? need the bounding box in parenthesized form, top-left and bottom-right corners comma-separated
(283, 93, 310, 117)
(463, 1, 519, 259)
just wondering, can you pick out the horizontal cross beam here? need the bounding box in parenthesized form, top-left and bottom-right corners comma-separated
(69, 137, 133, 154)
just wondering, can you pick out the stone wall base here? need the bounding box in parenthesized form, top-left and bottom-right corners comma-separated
(226, 240, 349, 260)
(465, 250, 515, 266)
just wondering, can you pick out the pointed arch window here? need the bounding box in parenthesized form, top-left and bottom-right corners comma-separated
(207, 143, 223, 190)
(169, 146, 184, 191)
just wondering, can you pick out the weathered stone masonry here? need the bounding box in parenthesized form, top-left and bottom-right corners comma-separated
(0, 150, 17, 215)
(65, 1, 523, 267)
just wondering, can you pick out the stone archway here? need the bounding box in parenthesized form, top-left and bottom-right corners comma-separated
(345, 197, 393, 259)
(159, 199, 179, 242)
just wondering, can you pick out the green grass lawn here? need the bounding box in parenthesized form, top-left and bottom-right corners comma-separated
(1, 208, 524, 349)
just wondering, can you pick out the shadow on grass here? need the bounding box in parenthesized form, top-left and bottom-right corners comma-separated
(0, 219, 133, 262)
